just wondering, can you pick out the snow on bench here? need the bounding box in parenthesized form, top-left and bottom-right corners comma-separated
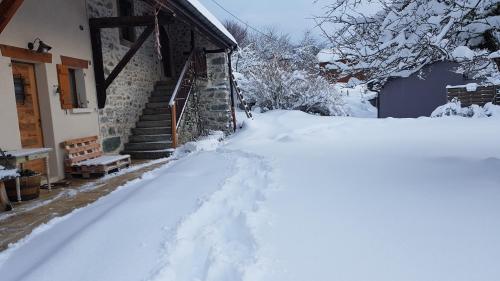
(0, 165, 18, 181)
(62, 136, 131, 178)
(77, 155, 130, 166)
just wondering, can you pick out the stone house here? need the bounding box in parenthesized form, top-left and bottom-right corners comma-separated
(0, 0, 238, 181)
(317, 48, 368, 84)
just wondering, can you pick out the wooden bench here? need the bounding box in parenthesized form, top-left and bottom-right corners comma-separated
(62, 136, 131, 178)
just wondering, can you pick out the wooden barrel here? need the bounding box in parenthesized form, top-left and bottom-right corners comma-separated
(0, 182, 13, 211)
(4, 175, 41, 201)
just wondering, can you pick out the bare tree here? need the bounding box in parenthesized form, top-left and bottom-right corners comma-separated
(232, 28, 346, 115)
(224, 20, 249, 46)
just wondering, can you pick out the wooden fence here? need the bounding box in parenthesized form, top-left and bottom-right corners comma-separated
(447, 85, 500, 107)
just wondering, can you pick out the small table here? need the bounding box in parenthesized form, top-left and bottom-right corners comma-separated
(4, 148, 53, 202)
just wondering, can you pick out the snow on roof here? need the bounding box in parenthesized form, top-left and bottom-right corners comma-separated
(317, 49, 340, 63)
(451, 46, 476, 62)
(488, 50, 500, 59)
(183, 0, 237, 45)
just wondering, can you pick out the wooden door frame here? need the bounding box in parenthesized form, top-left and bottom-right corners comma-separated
(12, 61, 45, 148)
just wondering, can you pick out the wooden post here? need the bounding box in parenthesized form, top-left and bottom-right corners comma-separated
(228, 54, 237, 132)
(0, 182, 13, 212)
(171, 103, 177, 148)
(104, 25, 154, 89)
(89, 27, 106, 109)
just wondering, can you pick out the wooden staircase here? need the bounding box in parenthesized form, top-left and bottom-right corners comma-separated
(122, 81, 175, 159)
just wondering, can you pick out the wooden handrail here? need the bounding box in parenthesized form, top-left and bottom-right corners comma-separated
(171, 103, 177, 148)
(169, 51, 195, 148)
(169, 51, 194, 107)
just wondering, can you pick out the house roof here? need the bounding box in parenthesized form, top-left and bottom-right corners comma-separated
(182, 0, 236, 45)
(149, 0, 237, 48)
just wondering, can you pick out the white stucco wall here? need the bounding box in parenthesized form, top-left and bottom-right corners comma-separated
(0, 0, 100, 180)
(0, 56, 22, 150)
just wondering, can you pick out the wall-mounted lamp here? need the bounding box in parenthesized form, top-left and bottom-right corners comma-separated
(28, 38, 52, 53)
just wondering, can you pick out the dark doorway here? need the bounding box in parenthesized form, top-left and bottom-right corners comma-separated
(160, 26, 173, 78)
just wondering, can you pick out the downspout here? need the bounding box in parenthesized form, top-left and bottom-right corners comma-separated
(228, 47, 237, 132)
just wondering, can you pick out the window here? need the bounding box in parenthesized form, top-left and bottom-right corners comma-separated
(118, 0, 136, 45)
(68, 69, 80, 108)
(57, 65, 88, 110)
(13, 75, 26, 104)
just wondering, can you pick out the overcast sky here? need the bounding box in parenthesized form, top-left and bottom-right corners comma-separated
(198, 0, 327, 41)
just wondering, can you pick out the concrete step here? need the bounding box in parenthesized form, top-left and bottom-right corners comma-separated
(149, 95, 171, 103)
(132, 127, 171, 135)
(143, 107, 171, 115)
(122, 149, 173, 160)
(124, 141, 172, 151)
(129, 134, 172, 143)
(141, 114, 171, 121)
(146, 102, 170, 109)
(156, 80, 174, 86)
(136, 120, 170, 128)
(154, 86, 175, 93)
(151, 89, 173, 97)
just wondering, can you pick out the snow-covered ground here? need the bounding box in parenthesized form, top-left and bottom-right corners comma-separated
(337, 84, 378, 118)
(1, 111, 500, 281)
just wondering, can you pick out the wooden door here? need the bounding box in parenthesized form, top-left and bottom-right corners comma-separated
(12, 62, 45, 173)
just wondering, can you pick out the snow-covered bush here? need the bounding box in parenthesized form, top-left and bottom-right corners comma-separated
(230, 24, 346, 116)
(431, 98, 500, 117)
(315, 0, 500, 85)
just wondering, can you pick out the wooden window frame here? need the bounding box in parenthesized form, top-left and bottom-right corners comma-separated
(57, 56, 90, 110)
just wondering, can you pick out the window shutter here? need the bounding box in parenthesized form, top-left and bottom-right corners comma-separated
(56, 64, 73, 109)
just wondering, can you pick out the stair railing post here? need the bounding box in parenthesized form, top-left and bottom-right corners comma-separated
(171, 102, 178, 148)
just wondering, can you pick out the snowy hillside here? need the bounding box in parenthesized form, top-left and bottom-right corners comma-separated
(1, 111, 500, 281)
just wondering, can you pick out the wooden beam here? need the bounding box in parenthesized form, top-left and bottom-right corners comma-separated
(0, 44, 52, 63)
(143, 0, 234, 49)
(104, 25, 154, 89)
(89, 15, 172, 29)
(89, 27, 107, 109)
(61, 55, 90, 69)
(0, 0, 24, 34)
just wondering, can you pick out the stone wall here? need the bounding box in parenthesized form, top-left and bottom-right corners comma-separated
(166, 19, 219, 77)
(165, 19, 192, 78)
(86, 0, 233, 148)
(87, 0, 162, 152)
(197, 52, 234, 135)
(172, 26, 230, 142)
(177, 87, 201, 145)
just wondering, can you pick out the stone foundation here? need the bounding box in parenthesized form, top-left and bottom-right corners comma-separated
(197, 52, 234, 135)
(177, 87, 202, 145)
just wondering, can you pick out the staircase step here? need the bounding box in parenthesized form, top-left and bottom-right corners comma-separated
(151, 89, 173, 97)
(156, 80, 174, 86)
(125, 141, 172, 151)
(149, 95, 171, 103)
(122, 149, 173, 160)
(132, 127, 171, 135)
(143, 107, 171, 115)
(129, 134, 172, 143)
(137, 120, 171, 128)
(141, 114, 171, 121)
(146, 102, 170, 109)
(154, 86, 175, 92)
